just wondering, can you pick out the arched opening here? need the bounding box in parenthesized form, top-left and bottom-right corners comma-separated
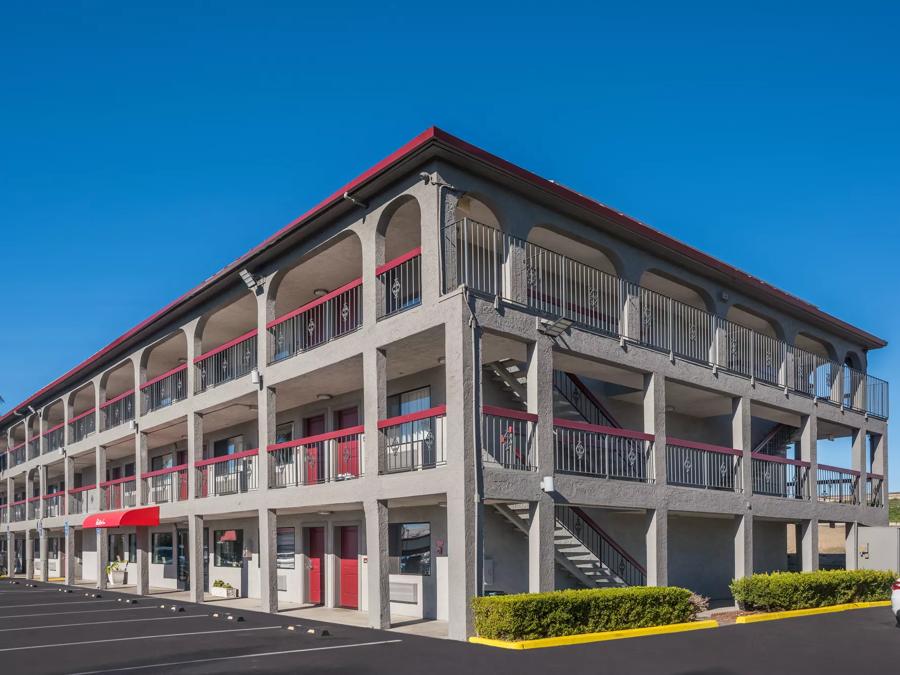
(638, 270, 714, 363)
(377, 197, 423, 318)
(795, 333, 838, 401)
(9, 422, 26, 466)
(141, 331, 188, 414)
(443, 195, 504, 296)
(100, 360, 136, 431)
(195, 292, 258, 392)
(725, 305, 786, 386)
(42, 399, 66, 453)
(268, 231, 363, 363)
(68, 382, 97, 444)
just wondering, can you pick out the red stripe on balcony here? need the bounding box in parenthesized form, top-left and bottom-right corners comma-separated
(482, 405, 538, 423)
(817, 463, 861, 476)
(101, 389, 135, 409)
(99, 475, 136, 488)
(553, 418, 654, 442)
(68, 484, 96, 494)
(42, 492, 64, 500)
(195, 448, 259, 467)
(193, 329, 258, 364)
(378, 405, 447, 429)
(267, 278, 363, 329)
(141, 464, 187, 479)
(69, 408, 96, 424)
(267, 425, 365, 452)
(667, 437, 743, 457)
(42, 422, 65, 436)
(375, 247, 421, 276)
(750, 453, 810, 468)
(141, 364, 188, 390)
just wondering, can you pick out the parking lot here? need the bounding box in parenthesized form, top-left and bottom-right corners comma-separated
(2, 580, 900, 674)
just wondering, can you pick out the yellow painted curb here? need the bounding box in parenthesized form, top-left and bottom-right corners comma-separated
(736, 600, 892, 624)
(468, 620, 719, 650)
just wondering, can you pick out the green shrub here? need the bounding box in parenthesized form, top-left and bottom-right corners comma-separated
(471, 586, 699, 640)
(730, 569, 894, 612)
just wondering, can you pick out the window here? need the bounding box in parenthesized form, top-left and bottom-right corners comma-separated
(384, 387, 437, 472)
(214, 529, 243, 567)
(275, 423, 294, 445)
(213, 436, 244, 458)
(387, 386, 431, 418)
(152, 532, 173, 565)
(277, 527, 295, 569)
(108, 534, 134, 563)
(389, 522, 431, 576)
(151, 452, 175, 472)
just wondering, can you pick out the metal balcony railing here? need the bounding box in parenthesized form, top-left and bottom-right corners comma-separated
(43, 423, 65, 453)
(867, 473, 884, 508)
(101, 477, 137, 510)
(9, 443, 25, 467)
(101, 390, 135, 431)
(195, 449, 259, 498)
(481, 405, 537, 471)
(556, 506, 647, 586)
(441, 218, 889, 419)
(26, 496, 40, 520)
(267, 279, 363, 364)
(816, 465, 859, 504)
(267, 426, 365, 488)
(141, 364, 188, 414)
(195, 330, 258, 393)
(10, 499, 27, 522)
(43, 492, 64, 518)
(377, 248, 422, 319)
(27, 438, 40, 460)
(143, 465, 188, 505)
(751, 453, 809, 499)
(554, 419, 653, 482)
(70, 408, 96, 443)
(379, 406, 447, 474)
(69, 485, 97, 515)
(666, 438, 742, 492)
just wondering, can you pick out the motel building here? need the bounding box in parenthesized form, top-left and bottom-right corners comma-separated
(0, 128, 889, 641)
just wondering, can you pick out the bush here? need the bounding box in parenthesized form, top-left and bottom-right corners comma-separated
(730, 569, 894, 612)
(471, 586, 699, 640)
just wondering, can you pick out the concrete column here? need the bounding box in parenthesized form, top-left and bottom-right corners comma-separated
(257, 386, 276, 490)
(734, 513, 753, 580)
(39, 527, 48, 582)
(526, 338, 554, 474)
(871, 430, 888, 514)
(96, 527, 108, 589)
(63, 456, 74, 516)
(135, 526, 149, 595)
(64, 525, 75, 585)
(732, 397, 752, 495)
(187, 413, 203, 500)
(363, 348, 387, 477)
(38, 465, 47, 520)
(258, 507, 277, 613)
(188, 514, 204, 604)
(851, 428, 866, 505)
(643, 373, 667, 486)
(95, 446, 107, 511)
(799, 519, 818, 571)
(844, 522, 859, 570)
(799, 414, 817, 500)
(135, 432, 148, 506)
(6, 531, 14, 577)
(25, 528, 33, 580)
(528, 499, 555, 593)
(364, 499, 390, 629)
(645, 508, 668, 586)
(324, 521, 336, 608)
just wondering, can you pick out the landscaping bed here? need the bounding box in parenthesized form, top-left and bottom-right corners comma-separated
(729, 569, 894, 612)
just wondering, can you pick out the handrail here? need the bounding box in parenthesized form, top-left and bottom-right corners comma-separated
(10, 441, 25, 451)
(42, 422, 65, 436)
(750, 452, 810, 468)
(267, 425, 365, 452)
(42, 491, 65, 500)
(666, 437, 743, 457)
(99, 475, 136, 488)
(564, 372, 621, 429)
(553, 418, 654, 442)
(141, 364, 188, 390)
(101, 389, 135, 409)
(69, 407, 96, 424)
(817, 463, 861, 476)
(193, 329, 258, 364)
(267, 278, 363, 329)
(68, 484, 96, 494)
(376, 247, 422, 276)
(377, 405, 447, 429)
(868, 472, 884, 480)
(569, 506, 647, 576)
(482, 405, 538, 423)
(141, 463, 188, 479)
(195, 448, 259, 468)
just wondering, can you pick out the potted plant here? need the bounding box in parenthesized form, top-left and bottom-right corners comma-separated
(106, 560, 126, 586)
(210, 579, 238, 599)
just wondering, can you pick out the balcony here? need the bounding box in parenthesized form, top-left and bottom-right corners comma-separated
(377, 248, 422, 319)
(867, 474, 884, 508)
(9, 442, 25, 466)
(481, 406, 536, 471)
(816, 465, 859, 505)
(442, 219, 889, 419)
(141, 365, 187, 414)
(195, 330, 258, 393)
(751, 453, 809, 499)
(69, 485, 97, 515)
(9, 499, 26, 522)
(195, 449, 259, 498)
(267, 426, 365, 488)
(143, 465, 188, 505)
(27, 438, 40, 460)
(26, 496, 40, 520)
(379, 405, 447, 473)
(101, 390, 135, 431)
(665, 438, 742, 492)
(43, 423, 65, 453)
(101, 476, 137, 510)
(43, 491, 64, 518)
(69, 408, 96, 443)
(554, 419, 653, 482)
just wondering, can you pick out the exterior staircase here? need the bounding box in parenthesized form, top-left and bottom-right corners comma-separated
(753, 423, 798, 456)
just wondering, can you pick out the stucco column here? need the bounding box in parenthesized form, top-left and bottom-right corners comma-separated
(38, 464, 47, 520)
(324, 521, 336, 608)
(64, 455, 74, 516)
(187, 413, 203, 500)
(257, 386, 276, 491)
(258, 507, 278, 613)
(363, 348, 386, 477)
(39, 527, 48, 582)
(528, 499, 555, 592)
(734, 514, 753, 580)
(645, 508, 668, 586)
(135, 432, 148, 506)
(95, 446, 107, 511)
(844, 522, 859, 570)
(135, 526, 149, 595)
(7, 532, 15, 577)
(851, 428, 866, 505)
(799, 519, 818, 572)
(799, 414, 817, 497)
(188, 514, 204, 604)
(871, 430, 888, 514)
(25, 528, 33, 580)
(643, 373, 667, 486)
(364, 499, 390, 629)
(64, 525, 75, 585)
(732, 397, 752, 495)
(96, 527, 108, 589)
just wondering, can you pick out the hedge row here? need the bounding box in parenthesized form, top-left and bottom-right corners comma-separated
(471, 586, 700, 640)
(729, 569, 894, 612)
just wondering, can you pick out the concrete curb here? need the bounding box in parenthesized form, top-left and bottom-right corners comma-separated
(735, 600, 891, 624)
(468, 620, 719, 650)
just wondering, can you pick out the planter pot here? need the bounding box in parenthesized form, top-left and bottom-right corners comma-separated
(108, 570, 126, 586)
(210, 586, 238, 599)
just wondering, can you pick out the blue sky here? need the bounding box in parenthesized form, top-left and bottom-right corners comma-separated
(1, 2, 898, 479)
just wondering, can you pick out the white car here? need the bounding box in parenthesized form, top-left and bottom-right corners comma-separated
(892, 578, 900, 625)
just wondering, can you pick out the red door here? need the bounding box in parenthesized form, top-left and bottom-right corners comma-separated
(335, 408, 360, 477)
(303, 416, 325, 484)
(307, 527, 324, 605)
(339, 526, 359, 609)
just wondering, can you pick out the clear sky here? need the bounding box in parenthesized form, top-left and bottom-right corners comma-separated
(1, 2, 898, 480)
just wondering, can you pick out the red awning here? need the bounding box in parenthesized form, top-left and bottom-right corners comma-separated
(82, 506, 160, 529)
(218, 530, 238, 542)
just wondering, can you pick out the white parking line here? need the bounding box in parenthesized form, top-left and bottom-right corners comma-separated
(0, 607, 158, 620)
(69, 639, 404, 674)
(0, 614, 207, 632)
(0, 600, 118, 610)
(0, 625, 280, 653)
